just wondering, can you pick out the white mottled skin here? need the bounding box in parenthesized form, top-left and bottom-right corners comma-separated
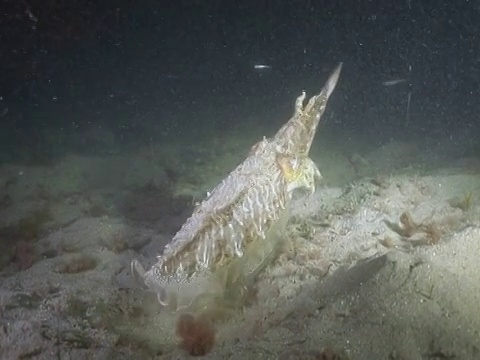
(131, 63, 342, 311)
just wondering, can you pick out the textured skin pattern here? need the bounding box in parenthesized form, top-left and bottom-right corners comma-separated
(131, 64, 342, 311)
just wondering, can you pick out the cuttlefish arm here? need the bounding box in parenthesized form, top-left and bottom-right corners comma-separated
(273, 62, 343, 156)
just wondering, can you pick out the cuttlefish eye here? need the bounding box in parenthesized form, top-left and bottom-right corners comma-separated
(289, 157, 299, 169)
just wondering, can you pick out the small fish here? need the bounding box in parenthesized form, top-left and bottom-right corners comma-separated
(254, 64, 272, 70)
(382, 78, 407, 86)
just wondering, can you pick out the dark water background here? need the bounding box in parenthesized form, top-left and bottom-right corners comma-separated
(1, 0, 479, 163)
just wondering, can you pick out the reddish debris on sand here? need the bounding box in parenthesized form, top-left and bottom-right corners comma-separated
(13, 241, 36, 270)
(176, 313, 215, 356)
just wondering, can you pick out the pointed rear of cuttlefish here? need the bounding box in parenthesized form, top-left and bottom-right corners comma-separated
(274, 63, 342, 156)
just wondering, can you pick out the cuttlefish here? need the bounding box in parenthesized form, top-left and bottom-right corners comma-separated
(132, 63, 342, 313)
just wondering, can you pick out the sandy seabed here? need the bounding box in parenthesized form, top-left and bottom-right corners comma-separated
(1, 129, 479, 360)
